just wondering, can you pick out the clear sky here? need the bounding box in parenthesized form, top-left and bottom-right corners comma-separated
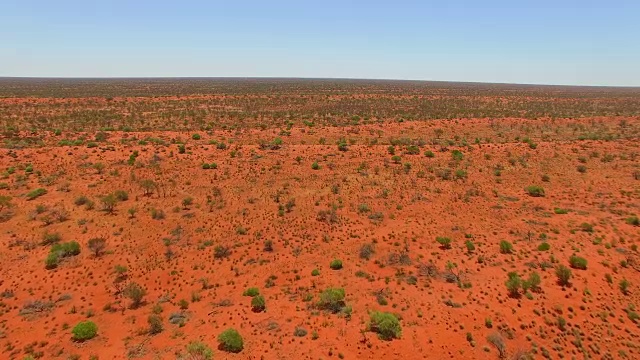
(2, 1, 639, 86)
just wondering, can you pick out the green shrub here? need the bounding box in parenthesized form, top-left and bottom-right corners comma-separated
(626, 216, 639, 226)
(436, 236, 452, 249)
(330, 259, 343, 270)
(311, 269, 320, 276)
(505, 272, 522, 297)
(72, 321, 97, 341)
(620, 279, 630, 295)
(114, 190, 128, 201)
(26, 188, 47, 200)
(318, 288, 346, 313)
(499, 240, 513, 254)
(51, 241, 81, 257)
(554, 208, 569, 214)
(74, 196, 89, 206)
(185, 341, 213, 360)
(123, 282, 147, 308)
(424, 150, 435, 158)
(537, 242, 550, 251)
(569, 255, 587, 270)
(192, 133, 201, 140)
(580, 223, 594, 233)
(555, 265, 572, 286)
(42, 232, 62, 245)
(525, 272, 541, 292)
(45, 252, 59, 269)
(524, 185, 545, 197)
(251, 295, 266, 312)
(311, 162, 320, 170)
(218, 328, 243, 353)
(368, 311, 401, 340)
(148, 314, 163, 334)
(465, 240, 475, 252)
(243, 287, 260, 297)
(451, 150, 464, 161)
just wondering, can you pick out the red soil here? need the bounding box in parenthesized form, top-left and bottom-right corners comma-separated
(0, 116, 639, 359)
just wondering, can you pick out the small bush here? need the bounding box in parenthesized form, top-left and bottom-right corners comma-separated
(114, 190, 128, 201)
(451, 150, 464, 161)
(555, 265, 572, 286)
(626, 216, 639, 226)
(368, 311, 401, 340)
(51, 241, 81, 257)
(330, 259, 343, 270)
(525, 272, 541, 292)
(150, 208, 165, 220)
(192, 133, 201, 140)
(148, 314, 163, 335)
(537, 242, 550, 251)
(123, 282, 146, 308)
(87, 237, 107, 257)
(620, 279, 630, 295)
(524, 185, 545, 197)
(359, 243, 375, 260)
(26, 188, 47, 200)
(318, 288, 346, 313)
(580, 222, 593, 233)
(465, 240, 475, 253)
(436, 236, 452, 249)
(505, 272, 522, 297)
(569, 255, 587, 270)
(499, 240, 513, 254)
(185, 341, 213, 360)
(243, 287, 260, 297)
(72, 321, 97, 341)
(251, 295, 266, 312)
(42, 232, 62, 245)
(311, 162, 320, 170)
(218, 328, 243, 353)
(554, 208, 569, 214)
(214, 245, 231, 259)
(74, 196, 89, 206)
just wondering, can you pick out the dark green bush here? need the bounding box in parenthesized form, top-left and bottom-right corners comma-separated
(251, 295, 266, 312)
(499, 240, 513, 254)
(243, 287, 259, 297)
(436, 236, 452, 249)
(218, 328, 243, 353)
(72, 321, 97, 341)
(26, 188, 47, 200)
(537, 242, 550, 251)
(569, 255, 587, 270)
(318, 288, 346, 313)
(330, 259, 343, 270)
(368, 311, 401, 340)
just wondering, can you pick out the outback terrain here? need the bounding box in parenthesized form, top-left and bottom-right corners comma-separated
(0, 78, 639, 360)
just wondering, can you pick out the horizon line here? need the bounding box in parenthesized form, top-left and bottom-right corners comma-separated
(1, 76, 639, 89)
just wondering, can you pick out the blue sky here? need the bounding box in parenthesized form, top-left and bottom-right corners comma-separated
(1, 0, 639, 86)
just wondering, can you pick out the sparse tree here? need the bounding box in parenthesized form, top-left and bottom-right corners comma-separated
(123, 282, 146, 308)
(87, 237, 107, 257)
(140, 179, 157, 196)
(100, 193, 117, 213)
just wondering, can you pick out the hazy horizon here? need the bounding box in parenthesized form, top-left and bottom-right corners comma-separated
(2, 1, 639, 86)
